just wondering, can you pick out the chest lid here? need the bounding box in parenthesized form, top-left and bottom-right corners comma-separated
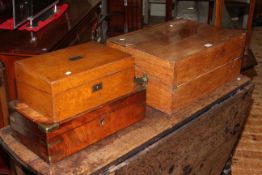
(15, 42, 134, 94)
(107, 19, 246, 66)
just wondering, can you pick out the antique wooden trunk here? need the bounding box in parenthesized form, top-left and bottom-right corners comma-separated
(107, 19, 246, 114)
(10, 88, 146, 163)
(15, 42, 135, 123)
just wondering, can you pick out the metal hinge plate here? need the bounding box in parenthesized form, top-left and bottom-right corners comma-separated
(38, 123, 59, 133)
(134, 74, 148, 87)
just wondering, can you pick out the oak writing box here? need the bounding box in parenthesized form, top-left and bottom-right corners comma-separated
(15, 42, 135, 122)
(107, 19, 246, 114)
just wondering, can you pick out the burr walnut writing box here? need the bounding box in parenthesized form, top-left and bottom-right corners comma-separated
(15, 42, 135, 123)
(107, 19, 246, 114)
(10, 88, 146, 163)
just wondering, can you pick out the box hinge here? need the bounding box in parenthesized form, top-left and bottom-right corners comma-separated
(134, 74, 148, 87)
(38, 123, 59, 133)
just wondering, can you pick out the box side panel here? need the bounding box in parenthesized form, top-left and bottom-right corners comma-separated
(172, 58, 241, 111)
(174, 34, 246, 85)
(15, 62, 52, 94)
(54, 68, 135, 122)
(136, 67, 173, 114)
(10, 113, 49, 162)
(16, 81, 54, 121)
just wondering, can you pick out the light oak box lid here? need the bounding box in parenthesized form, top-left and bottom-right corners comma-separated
(15, 42, 134, 95)
(107, 19, 246, 86)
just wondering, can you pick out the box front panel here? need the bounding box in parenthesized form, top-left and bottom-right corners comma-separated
(174, 34, 246, 85)
(172, 58, 241, 111)
(47, 94, 146, 163)
(139, 58, 241, 114)
(54, 68, 135, 122)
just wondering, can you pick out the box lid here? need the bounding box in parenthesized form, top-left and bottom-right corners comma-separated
(15, 42, 134, 94)
(107, 20, 246, 66)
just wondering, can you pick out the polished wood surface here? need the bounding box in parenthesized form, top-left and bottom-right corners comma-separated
(215, 0, 224, 27)
(108, 20, 245, 86)
(11, 88, 146, 163)
(15, 42, 135, 122)
(0, 75, 252, 174)
(136, 58, 241, 113)
(107, 19, 246, 113)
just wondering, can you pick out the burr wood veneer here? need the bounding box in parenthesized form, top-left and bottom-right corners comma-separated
(10, 88, 146, 163)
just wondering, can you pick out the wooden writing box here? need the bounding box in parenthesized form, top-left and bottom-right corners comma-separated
(10, 88, 146, 163)
(15, 42, 135, 123)
(107, 20, 246, 114)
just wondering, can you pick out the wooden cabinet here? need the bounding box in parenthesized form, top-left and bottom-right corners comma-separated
(107, 0, 143, 36)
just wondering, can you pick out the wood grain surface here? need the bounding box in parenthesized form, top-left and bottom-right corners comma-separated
(15, 42, 135, 122)
(107, 19, 246, 114)
(107, 19, 246, 86)
(0, 75, 252, 175)
(109, 77, 253, 175)
(136, 58, 241, 114)
(10, 88, 146, 163)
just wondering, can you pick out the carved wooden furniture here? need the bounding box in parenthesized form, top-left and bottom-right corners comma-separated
(107, 19, 246, 114)
(0, 75, 253, 174)
(0, 0, 101, 128)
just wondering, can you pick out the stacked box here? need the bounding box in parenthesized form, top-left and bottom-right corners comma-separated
(11, 42, 146, 163)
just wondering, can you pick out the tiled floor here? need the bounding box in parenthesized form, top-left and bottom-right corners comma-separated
(232, 27, 262, 175)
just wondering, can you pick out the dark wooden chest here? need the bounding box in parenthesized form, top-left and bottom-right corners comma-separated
(10, 88, 146, 163)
